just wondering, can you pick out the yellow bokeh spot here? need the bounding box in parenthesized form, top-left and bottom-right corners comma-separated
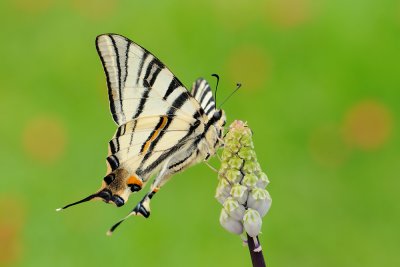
(264, 0, 313, 29)
(226, 45, 271, 91)
(309, 124, 350, 167)
(343, 100, 393, 151)
(22, 115, 67, 163)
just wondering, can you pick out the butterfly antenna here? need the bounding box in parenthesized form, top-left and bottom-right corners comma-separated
(218, 83, 242, 109)
(56, 193, 99, 211)
(211, 74, 220, 104)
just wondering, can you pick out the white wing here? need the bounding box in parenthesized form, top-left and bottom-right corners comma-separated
(96, 34, 204, 126)
(106, 115, 203, 179)
(191, 78, 216, 119)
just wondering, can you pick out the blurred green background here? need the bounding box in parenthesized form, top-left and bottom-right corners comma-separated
(1, 0, 399, 266)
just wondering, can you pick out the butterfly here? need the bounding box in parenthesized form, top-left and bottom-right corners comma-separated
(57, 33, 226, 234)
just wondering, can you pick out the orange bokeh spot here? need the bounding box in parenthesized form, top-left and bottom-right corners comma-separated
(22, 115, 67, 163)
(309, 124, 350, 167)
(70, 0, 118, 20)
(343, 100, 393, 151)
(226, 45, 271, 91)
(264, 0, 313, 29)
(0, 196, 25, 265)
(13, 0, 53, 14)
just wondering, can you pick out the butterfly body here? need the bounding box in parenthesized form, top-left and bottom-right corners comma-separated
(58, 34, 226, 233)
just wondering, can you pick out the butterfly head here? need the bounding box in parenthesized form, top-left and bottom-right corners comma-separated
(213, 109, 226, 131)
(208, 109, 226, 149)
(56, 168, 142, 211)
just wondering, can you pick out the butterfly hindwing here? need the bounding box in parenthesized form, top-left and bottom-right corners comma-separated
(191, 78, 216, 119)
(107, 115, 200, 168)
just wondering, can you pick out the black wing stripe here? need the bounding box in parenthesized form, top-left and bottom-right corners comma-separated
(199, 89, 210, 106)
(144, 58, 164, 87)
(137, 51, 149, 86)
(168, 152, 193, 170)
(110, 36, 124, 123)
(204, 104, 215, 115)
(203, 96, 214, 112)
(139, 92, 195, 168)
(106, 155, 120, 170)
(163, 78, 181, 100)
(109, 139, 117, 154)
(96, 36, 119, 123)
(127, 120, 138, 153)
(143, 58, 155, 86)
(191, 78, 216, 119)
(139, 112, 202, 175)
(124, 40, 130, 84)
(141, 92, 190, 161)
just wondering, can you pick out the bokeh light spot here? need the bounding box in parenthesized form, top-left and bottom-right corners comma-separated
(310, 124, 350, 167)
(13, 0, 53, 14)
(226, 45, 271, 91)
(343, 100, 393, 151)
(70, 0, 118, 20)
(0, 196, 25, 266)
(22, 115, 67, 163)
(264, 0, 313, 29)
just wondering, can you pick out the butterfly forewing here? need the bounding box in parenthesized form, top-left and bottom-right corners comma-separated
(96, 34, 203, 126)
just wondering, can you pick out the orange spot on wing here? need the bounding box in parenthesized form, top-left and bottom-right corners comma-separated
(141, 116, 169, 154)
(127, 175, 143, 187)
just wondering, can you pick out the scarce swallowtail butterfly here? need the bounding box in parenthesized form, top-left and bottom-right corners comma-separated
(57, 34, 226, 234)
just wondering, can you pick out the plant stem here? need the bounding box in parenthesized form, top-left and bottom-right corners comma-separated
(247, 234, 266, 267)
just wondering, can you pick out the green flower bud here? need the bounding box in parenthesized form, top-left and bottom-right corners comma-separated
(228, 156, 243, 169)
(238, 147, 255, 161)
(219, 161, 229, 175)
(240, 134, 254, 148)
(226, 143, 239, 153)
(242, 161, 259, 174)
(232, 130, 243, 141)
(242, 173, 258, 188)
(221, 149, 232, 161)
(230, 184, 248, 205)
(225, 169, 242, 184)
(223, 197, 246, 221)
(217, 120, 271, 242)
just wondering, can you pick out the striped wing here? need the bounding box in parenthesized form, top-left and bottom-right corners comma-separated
(96, 34, 203, 126)
(106, 115, 202, 178)
(191, 78, 216, 119)
(96, 34, 209, 177)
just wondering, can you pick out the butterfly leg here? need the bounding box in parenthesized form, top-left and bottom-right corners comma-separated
(130, 160, 173, 218)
